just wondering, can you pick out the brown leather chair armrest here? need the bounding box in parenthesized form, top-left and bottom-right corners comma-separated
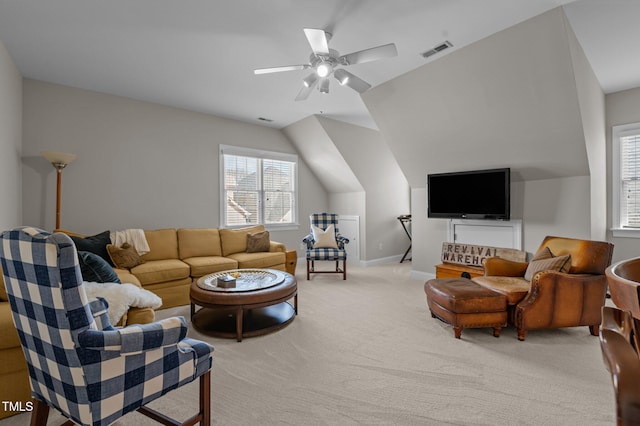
(483, 257, 528, 277)
(515, 271, 607, 332)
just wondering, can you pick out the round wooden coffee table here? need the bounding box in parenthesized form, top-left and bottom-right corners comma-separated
(190, 269, 297, 342)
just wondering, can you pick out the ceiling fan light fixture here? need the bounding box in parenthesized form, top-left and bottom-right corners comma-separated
(316, 62, 333, 78)
(334, 69, 349, 85)
(319, 78, 330, 93)
(303, 73, 318, 88)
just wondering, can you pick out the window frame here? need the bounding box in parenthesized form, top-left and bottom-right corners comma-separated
(219, 144, 299, 230)
(612, 123, 640, 238)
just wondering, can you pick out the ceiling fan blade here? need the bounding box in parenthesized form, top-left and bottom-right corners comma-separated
(254, 64, 310, 75)
(334, 69, 371, 93)
(295, 77, 318, 101)
(339, 43, 397, 65)
(304, 28, 330, 56)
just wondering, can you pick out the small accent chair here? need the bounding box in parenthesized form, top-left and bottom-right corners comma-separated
(473, 236, 614, 341)
(0, 227, 214, 426)
(303, 213, 349, 280)
(599, 306, 640, 425)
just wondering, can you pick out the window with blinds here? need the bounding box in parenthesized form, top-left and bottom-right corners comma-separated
(613, 123, 640, 236)
(220, 145, 297, 228)
(621, 133, 640, 228)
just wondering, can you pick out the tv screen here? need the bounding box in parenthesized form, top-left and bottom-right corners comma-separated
(427, 168, 510, 220)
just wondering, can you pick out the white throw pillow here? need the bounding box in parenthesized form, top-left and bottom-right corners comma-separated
(312, 224, 338, 249)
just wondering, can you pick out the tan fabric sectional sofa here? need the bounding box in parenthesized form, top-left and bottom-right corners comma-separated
(65, 224, 296, 310)
(115, 225, 294, 308)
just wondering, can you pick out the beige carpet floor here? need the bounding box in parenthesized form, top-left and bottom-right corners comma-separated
(2, 262, 616, 425)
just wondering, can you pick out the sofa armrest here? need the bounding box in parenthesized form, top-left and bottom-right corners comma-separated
(269, 241, 286, 253)
(484, 257, 528, 277)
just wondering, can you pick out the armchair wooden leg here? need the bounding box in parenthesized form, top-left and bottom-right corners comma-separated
(306, 260, 310, 280)
(200, 371, 211, 426)
(517, 329, 527, 341)
(589, 325, 599, 336)
(30, 400, 50, 426)
(343, 260, 347, 280)
(137, 370, 211, 426)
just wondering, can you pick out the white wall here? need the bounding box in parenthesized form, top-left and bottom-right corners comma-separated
(21, 79, 327, 251)
(0, 40, 22, 230)
(606, 87, 640, 262)
(317, 117, 410, 261)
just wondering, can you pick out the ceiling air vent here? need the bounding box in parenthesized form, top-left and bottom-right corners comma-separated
(421, 41, 453, 59)
(257, 117, 273, 122)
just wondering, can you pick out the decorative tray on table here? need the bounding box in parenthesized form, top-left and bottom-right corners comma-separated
(196, 269, 286, 292)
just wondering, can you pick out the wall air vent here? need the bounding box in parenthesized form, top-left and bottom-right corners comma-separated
(421, 41, 453, 59)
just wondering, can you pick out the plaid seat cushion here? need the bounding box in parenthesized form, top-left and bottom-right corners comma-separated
(307, 247, 347, 261)
(0, 227, 213, 426)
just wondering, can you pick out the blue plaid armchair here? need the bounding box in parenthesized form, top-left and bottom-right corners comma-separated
(303, 213, 349, 280)
(0, 227, 213, 426)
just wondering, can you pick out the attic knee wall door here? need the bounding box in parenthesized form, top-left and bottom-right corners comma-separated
(339, 215, 360, 261)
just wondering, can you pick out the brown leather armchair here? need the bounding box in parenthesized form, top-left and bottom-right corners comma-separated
(473, 236, 614, 341)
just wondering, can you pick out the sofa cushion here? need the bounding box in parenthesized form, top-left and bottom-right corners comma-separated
(182, 256, 238, 278)
(227, 251, 286, 269)
(131, 259, 190, 285)
(178, 228, 223, 258)
(219, 225, 265, 256)
(78, 251, 121, 283)
(0, 303, 20, 350)
(247, 230, 270, 253)
(142, 229, 179, 261)
(70, 230, 113, 266)
(472, 276, 531, 305)
(107, 243, 145, 269)
(114, 268, 142, 286)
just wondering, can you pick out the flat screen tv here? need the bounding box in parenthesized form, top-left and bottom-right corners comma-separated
(427, 168, 510, 220)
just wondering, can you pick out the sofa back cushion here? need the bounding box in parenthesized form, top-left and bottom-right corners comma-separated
(219, 225, 265, 257)
(178, 228, 223, 259)
(142, 229, 179, 261)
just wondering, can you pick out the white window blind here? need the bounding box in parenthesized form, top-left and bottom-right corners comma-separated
(620, 133, 640, 228)
(220, 145, 297, 228)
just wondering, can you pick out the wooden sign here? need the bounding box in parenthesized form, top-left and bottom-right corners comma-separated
(441, 242, 526, 267)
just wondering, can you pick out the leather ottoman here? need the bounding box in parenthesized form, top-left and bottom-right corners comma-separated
(424, 278, 508, 339)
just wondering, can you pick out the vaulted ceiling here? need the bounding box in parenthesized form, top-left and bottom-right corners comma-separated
(1, 1, 637, 131)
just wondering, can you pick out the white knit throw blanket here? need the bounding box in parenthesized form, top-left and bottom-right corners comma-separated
(110, 229, 150, 255)
(83, 282, 162, 324)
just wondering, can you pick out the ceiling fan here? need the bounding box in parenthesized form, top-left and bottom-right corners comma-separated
(254, 28, 397, 101)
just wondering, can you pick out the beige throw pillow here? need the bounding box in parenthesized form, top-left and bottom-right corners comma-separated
(524, 254, 571, 281)
(312, 225, 338, 249)
(107, 242, 145, 269)
(246, 231, 270, 253)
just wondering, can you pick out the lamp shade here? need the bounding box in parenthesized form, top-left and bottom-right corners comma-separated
(41, 151, 77, 166)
